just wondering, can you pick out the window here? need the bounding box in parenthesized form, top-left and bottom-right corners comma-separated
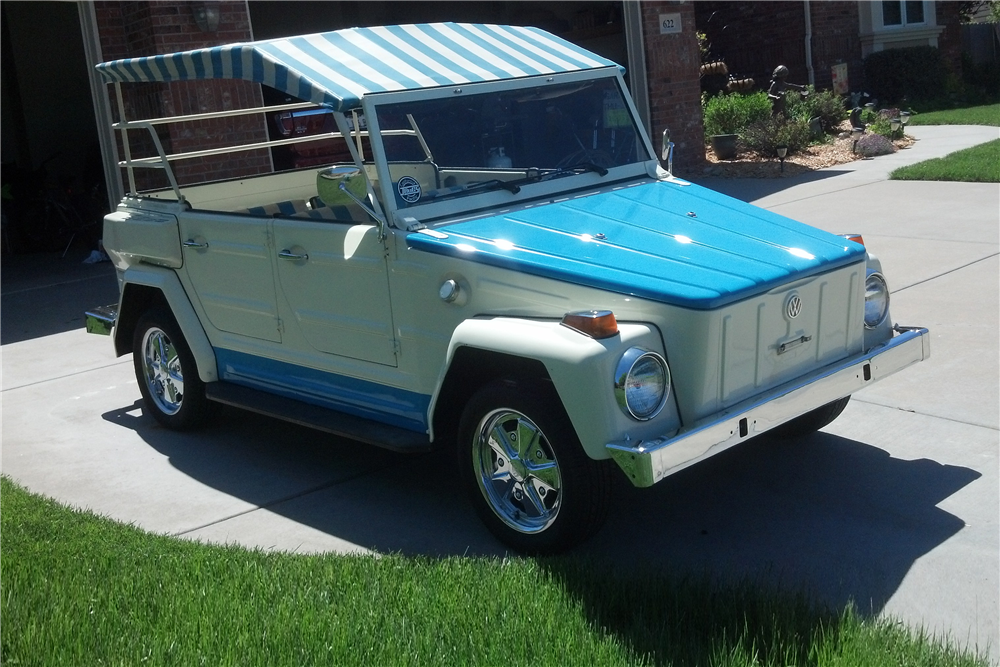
(882, 1, 925, 26)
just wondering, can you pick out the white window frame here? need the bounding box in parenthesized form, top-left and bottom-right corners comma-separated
(879, 0, 928, 29)
(859, 0, 943, 57)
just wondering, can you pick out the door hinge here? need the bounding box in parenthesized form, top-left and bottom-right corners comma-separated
(276, 317, 285, 334)
(393, 339, 401, 358)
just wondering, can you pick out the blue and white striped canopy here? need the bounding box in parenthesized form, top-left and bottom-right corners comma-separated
(96, 23, 620, 111)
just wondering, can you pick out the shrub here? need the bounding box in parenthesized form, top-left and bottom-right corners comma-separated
(786, 85, 848, 131)
(741, 116, 812, 157)
(856, 132, 895, 157)
(863, 46, 949, 104)
(702, 91, 772, 137)
(867, 117, 894, 138)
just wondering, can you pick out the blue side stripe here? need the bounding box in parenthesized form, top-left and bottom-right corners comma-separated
(215, 348, 430, 433)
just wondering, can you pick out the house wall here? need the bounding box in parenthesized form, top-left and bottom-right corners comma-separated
(641, 1, 705, 171)
(93, 1, 271, 189)
(810, 2, 863, 92)
(694, 1, 809, 87)
(935, 1, 964, 75)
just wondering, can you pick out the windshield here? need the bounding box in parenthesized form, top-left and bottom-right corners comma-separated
(374, 77, 648, 208)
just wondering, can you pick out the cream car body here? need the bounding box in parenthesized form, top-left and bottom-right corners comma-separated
(87, 23, 928, 553)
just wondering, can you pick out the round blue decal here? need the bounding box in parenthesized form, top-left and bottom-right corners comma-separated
(397, 176, 421, 204)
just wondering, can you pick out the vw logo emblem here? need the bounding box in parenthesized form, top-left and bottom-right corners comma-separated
(785, 293, 803, 320)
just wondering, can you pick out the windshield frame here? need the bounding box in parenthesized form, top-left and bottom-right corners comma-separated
(361, 67, 657, 228)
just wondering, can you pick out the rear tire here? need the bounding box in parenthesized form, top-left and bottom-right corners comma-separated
(133, 307, 211, 430)
(457, 379, 611, 555)
(771, 396, 850, 439)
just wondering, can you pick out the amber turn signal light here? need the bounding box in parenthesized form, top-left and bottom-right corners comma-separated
(561, 310, 619, 339)
(841, 233, 865, 247)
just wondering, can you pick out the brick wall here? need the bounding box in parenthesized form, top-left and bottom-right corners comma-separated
(935, 1, 964, 76)
(694, 1, 808, 87)
(641, 1, 705, 171)
(94, 1, 270, 189)
(809, 2, 862, 92)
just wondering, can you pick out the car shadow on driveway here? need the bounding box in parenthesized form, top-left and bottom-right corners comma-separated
(0, 251, 118, 345)
(688, 168, 851, 203)
(102, 398, 979, 623)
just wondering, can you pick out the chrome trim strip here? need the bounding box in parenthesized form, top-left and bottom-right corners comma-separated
(607, 325, 929, 487)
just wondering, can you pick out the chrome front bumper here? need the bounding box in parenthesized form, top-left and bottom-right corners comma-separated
(607, 325, 930, 487)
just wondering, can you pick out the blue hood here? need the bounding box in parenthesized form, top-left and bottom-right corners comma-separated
(405, 179, 865, 310)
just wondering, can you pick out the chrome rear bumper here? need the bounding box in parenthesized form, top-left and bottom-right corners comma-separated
(85, 304, 118, 336)
(607, 325, 929, 487)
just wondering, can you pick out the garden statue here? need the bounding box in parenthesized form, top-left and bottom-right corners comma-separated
(767, 65, 806, 116)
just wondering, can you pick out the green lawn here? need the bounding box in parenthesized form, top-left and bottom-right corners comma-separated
(1, 477, 990, 667)
(890, 139, 1000, 182)
(905, 103, 1000, 127)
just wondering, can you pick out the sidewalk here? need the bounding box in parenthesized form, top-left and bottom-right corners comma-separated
(690, 124, 1000, 204)
(2, 126, 998, 662)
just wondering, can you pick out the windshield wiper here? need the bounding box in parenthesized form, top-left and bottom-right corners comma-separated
(543, 161, 609, 179)
(513, 162, 609, 187)
(420, 163, 608, 203)
(421, 178, 520, 202)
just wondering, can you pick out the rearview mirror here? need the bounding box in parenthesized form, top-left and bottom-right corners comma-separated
(661, 128, 674, 175)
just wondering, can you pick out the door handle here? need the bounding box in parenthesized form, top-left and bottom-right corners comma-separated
(183, 239, 209, 249)
(278, 249, 308, 261)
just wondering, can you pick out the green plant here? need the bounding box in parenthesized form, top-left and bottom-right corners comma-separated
(867, 117, 894, 138)
(905, 102, 1000, 126)
(891, 139, 1000, 182)
(786, 85, 848, 131)
(863, 46, 949, 104)
(3, 477, 992, 667)
(741, 116, 812, 157)
(702, 91, 772, 137)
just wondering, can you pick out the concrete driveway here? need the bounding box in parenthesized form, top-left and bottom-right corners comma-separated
(3, 124, 997, 661)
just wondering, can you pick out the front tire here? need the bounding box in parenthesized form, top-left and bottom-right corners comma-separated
(133, 307, 211, 430)
(457, 379, 611, 555)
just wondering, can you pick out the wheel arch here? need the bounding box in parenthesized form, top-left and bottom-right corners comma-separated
(428, 317, 675, 461)
(114, 266, 218, 383)
(431, 346, 555, 449)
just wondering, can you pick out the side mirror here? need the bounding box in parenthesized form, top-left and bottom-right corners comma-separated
(661, 128, 674, 175)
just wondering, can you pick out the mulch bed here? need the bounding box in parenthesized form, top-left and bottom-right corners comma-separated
(692, 121, 916, 178)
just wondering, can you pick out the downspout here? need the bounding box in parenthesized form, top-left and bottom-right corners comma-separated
(622, 1, 651, 138)
(804, 0, 815, 86)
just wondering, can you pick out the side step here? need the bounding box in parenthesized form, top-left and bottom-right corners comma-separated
(205, 382, 433, 453)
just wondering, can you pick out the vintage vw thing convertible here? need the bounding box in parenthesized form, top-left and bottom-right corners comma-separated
(87, 24, 929, 553)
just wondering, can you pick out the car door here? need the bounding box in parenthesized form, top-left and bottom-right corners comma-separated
(271, 218, 397, 366)
(176, 211, 282, 343)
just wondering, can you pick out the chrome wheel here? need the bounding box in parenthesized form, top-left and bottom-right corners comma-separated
(139, 326, 185, 416)
(472, 408, 562, 534)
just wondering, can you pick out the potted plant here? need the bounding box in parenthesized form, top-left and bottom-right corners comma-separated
(702, 91, 771, 160)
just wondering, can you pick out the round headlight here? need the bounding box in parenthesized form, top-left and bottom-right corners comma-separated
(864, 272, 890, 329)
(614, 348, 670, 420)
